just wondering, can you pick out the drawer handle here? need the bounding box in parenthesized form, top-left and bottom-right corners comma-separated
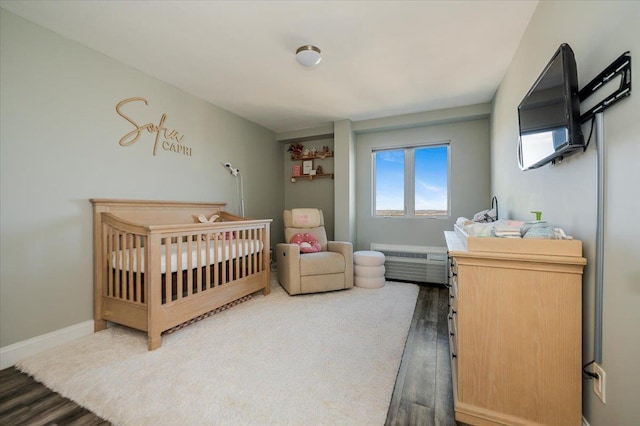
(450, 331, 455, 337)
(452, 309, 457, 314)
(451, 352, 457, 359)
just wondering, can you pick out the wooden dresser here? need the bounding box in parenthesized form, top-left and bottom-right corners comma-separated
(444, 231, 586, 426)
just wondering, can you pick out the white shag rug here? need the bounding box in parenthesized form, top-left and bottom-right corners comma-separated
(17, 279, 418, 426)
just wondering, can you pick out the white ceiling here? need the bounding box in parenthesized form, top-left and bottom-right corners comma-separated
(1, 0, 538, 134)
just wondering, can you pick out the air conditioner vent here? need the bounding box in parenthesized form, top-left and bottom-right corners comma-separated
(370, 243, 448, 285)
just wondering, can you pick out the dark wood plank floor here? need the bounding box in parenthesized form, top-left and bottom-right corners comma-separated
(0, 283, 455, 426)
(386, 283, 457, 426)
(0, 366, 109, 425)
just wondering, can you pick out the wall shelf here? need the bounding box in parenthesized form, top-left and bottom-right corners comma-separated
(291, 173, 334, 182)
(290, 152, 333, 161)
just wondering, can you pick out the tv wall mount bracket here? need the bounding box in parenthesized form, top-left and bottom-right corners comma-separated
(578, 50, 632, 365)
(579, 50, 631, 125)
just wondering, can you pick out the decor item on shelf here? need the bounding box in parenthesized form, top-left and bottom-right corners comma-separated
(302, 159, 313, 175)
(288, 143, 304, 157)
(296, 45, 322, 67)
(316, 165, 323, 175)
(292, 165, 301, 177)
(316, 148, 331, 159)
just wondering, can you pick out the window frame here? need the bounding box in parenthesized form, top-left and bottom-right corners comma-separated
(372, 142, 451, 219)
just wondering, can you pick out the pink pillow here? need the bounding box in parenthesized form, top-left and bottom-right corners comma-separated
(290, 233, 322, 253)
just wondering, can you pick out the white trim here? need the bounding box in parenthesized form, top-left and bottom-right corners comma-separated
(0, 320, 94, 369)
(583, 416, 591, 426)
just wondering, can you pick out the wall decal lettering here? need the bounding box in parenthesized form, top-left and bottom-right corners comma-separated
(116, 97, 192, 156)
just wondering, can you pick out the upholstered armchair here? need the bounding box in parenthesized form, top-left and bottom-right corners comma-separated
(276, 208, 353, 295)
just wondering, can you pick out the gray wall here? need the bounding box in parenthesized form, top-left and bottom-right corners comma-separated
(0, 10, 283, 347)
(491, 1, 640, 424)
(356, 118, 490, 251)
(282, 138, 335, 241)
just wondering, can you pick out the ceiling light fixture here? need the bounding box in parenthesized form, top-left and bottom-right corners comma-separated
(296, 45, 322, 67)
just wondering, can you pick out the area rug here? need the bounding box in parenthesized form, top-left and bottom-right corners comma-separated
(17, 279, 418, 425)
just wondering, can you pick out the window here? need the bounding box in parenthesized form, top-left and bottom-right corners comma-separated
(373, 144, 449, 218)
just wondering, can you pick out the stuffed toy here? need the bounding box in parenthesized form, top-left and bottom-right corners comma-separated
(196, 214, 235, 240)
(197, 214, 219, 223)
(290, 232, 322, 253)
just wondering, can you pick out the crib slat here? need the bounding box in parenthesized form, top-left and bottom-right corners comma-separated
(242, 229, 248, 278)
(106, 226, 112, 297)
(247, 228, 252, 276)
(186, 236, 193, 298)
(251, 228, 257, 275)
(114, 230, 121, 299)
(220, 234, 227, 285)
(196, 235, 203, 292)
(176, 238, 182, 300)
(205, 234, 211, 289)
(136, 235, 142, 303)
(258, 227, 264, 272)
(193, 234, 199, 293)
(164, 238, 171, 304)
(126, 234, 133, 301)
(101, 224, 107, 298)
(253, 228, 258, 275)
(234, 233, 240, 280)
(214, 235, 220, 287)
(243, 229, 247, 277)
(121, 233, 126, 299)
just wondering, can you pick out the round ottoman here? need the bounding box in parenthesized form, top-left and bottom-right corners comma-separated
(353, 250, 386, 288)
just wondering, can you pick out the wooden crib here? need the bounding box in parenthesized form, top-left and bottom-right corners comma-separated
(90, 199, 271, 350)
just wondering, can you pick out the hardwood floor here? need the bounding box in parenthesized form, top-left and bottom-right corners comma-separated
(0, 284, 455, 426)
(0, 367, 109, 425)
(386, 283, 457, 426)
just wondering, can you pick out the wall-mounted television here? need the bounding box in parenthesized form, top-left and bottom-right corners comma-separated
(517, 43, 584, 170)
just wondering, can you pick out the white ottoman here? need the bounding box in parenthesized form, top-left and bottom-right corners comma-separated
(353, 250, 386, 288)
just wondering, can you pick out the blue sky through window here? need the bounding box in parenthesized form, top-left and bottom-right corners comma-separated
(375, 145, 448, 216)
(415, 146, 448, 214)
(375, 150, 404, 212)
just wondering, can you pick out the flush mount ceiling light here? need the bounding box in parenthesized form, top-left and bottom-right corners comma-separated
(296, 45, 322, 67)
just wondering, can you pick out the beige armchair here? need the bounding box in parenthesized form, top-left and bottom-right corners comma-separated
(276, 209, 353, 295)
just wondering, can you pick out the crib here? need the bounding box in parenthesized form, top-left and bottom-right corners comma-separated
(90, 199, 271, 350)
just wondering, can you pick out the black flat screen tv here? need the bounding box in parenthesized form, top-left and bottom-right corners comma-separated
(517, 43, 584, 170)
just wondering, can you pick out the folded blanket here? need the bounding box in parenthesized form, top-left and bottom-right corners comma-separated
(456, 217, 470, 228)
(521, 221, 573, 239)
(492, 225, 522, 238)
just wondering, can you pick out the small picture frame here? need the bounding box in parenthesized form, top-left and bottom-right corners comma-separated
(302, 159, 313, 175)
(292, 165, 301, 177)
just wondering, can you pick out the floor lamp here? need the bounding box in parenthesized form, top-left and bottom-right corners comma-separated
(224, 162, 245, 217)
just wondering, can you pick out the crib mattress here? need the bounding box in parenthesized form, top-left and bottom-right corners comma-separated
(111, 240, 263, 273)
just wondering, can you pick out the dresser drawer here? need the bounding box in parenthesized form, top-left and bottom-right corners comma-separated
(449, 278, 458, 310)
(449, 256, 458, 277)
(448, 308, 458, 354)
(448, 314, 458, 400)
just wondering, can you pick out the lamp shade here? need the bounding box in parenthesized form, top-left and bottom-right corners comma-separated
(296, 45, 322, 67)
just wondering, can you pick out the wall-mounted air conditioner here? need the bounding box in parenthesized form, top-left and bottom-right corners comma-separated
(370, 243, 448, 285)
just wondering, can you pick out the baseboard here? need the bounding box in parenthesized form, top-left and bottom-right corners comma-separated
(0, 320, 94, 370)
